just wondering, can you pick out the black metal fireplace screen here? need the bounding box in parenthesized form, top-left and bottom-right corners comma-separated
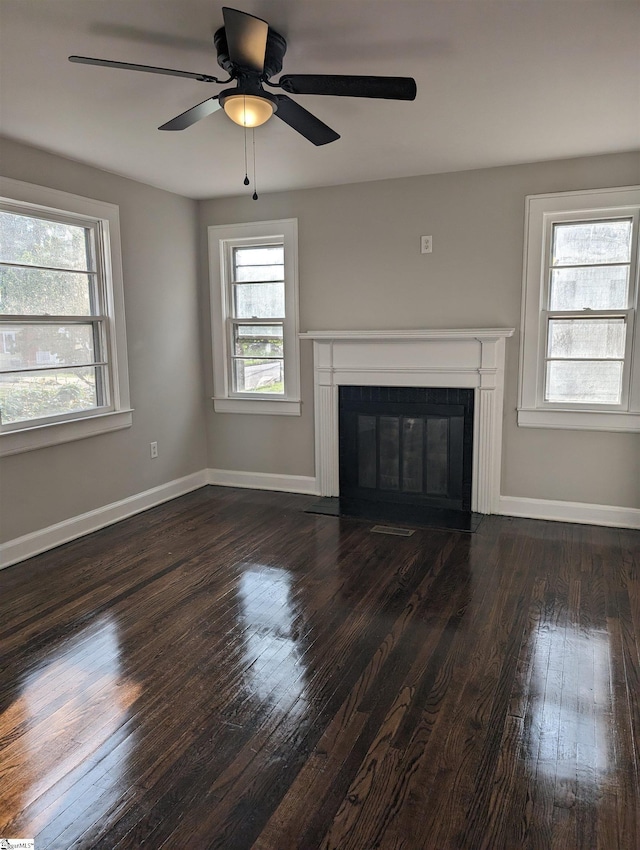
(339, 386, 474, 512)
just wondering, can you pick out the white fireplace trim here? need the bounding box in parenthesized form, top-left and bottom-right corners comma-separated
(300, 328, 515, 514)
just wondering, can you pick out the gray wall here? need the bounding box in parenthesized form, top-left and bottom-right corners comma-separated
(0, 138, 207, 542)
(199, 151, 640, 509)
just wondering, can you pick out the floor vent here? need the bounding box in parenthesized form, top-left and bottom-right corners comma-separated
(371, 525, 415, 537)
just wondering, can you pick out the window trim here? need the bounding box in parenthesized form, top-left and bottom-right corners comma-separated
(208, 219, 300, 415)
(0, 177, 132, 455)
(518, 185, 640, 431)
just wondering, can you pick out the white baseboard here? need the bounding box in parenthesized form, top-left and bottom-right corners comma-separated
(4, 472, 634, 571)
(498, 495, 640, 529)
(0, 470, 209, 570)
(207, 468, 320, 496)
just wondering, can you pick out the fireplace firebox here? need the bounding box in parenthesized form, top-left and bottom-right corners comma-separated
(339, 386, 474, 518)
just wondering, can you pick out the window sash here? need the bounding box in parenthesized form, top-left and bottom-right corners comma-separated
(227, 318, 285, 395)
(539, 313, 635, 410)
(224, 238, 290, 398)
(536, 208, 639, 410)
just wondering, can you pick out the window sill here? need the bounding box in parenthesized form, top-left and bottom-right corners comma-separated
(0, 409, 134, 456)
(517, 407, 640, 432)
(212, 397, 301, 416)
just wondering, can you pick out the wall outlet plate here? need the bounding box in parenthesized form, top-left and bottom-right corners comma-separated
(150, 441, 158, 459)
(421, 235, 433, 254)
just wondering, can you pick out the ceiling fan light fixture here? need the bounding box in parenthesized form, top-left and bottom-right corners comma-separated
(221, 93, 274, 127)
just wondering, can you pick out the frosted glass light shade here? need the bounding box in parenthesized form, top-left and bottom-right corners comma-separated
(223, 94, 274, 127)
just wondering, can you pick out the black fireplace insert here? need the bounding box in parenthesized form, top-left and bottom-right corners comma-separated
(339, 385, 474, 514)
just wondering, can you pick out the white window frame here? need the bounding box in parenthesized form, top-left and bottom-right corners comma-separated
(518, 185, 640, 432)
(0, 177, 132, 455)
(208, 219, 300, 415)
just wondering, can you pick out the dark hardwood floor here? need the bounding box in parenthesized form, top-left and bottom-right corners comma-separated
(1, 486, 638, 849)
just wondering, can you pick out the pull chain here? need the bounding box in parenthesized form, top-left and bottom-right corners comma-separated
(243, 112, 249, 186)
(240, 114, 259, 199)
(252, 129, 258, 200)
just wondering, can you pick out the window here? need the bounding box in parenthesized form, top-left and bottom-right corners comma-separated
(518, 186, 640, 431)
(230, 244, 285, 395)
(208, 219, 300, 415)
(0, 178, 131, 455)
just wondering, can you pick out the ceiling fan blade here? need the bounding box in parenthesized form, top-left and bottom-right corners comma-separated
(159, 96, 221, 130)
(273, 95, 339, 146)
(279, 74, 417, 101)
(69, 55, 221, 83)
(222, 7, 268, 73)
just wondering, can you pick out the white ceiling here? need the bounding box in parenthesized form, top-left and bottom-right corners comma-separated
(1, 1, 639, 200)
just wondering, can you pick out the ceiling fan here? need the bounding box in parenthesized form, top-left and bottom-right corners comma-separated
(69, 6, 417, 146)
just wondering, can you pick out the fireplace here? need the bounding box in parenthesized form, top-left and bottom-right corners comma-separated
(339, 386, 474, 512)
(300, 328, 515, 516)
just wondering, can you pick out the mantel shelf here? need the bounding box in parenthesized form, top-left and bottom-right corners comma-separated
(300, 328, 515, 341)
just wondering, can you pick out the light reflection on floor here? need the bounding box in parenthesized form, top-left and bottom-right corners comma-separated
(526, 621, 612, 794)
(0, 615, 140, 839)
(238, 565, 307, 713)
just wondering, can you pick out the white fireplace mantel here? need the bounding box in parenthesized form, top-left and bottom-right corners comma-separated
(300, 328, 515, 514)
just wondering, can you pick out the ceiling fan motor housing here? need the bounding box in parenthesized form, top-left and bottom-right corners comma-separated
(213, 26, 287, 80)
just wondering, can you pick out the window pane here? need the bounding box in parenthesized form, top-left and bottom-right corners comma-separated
(233, 246, 284, 282)
(233, 358, 284, 393)
(549, 266, 629, 310)
(234, 264, 284, 282)
(234, 246, 283, 265)
(552, 219, 632, 266)
(0, 266, 94, 315)
(545, 361, 623, 404)
(0, 210, 92, 271)
(547, 319, 626, 359)
(0, 324, 98, 371)
(234, 324, 283, 357)
(233, 281, 285, 318)
(0, 366, 100, 424)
